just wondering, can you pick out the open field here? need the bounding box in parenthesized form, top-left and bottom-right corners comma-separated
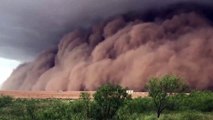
(0, 90, 148, 99)
(0, 90, 212, 120)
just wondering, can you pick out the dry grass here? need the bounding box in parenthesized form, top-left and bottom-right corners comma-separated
(0, 90, 148, 99)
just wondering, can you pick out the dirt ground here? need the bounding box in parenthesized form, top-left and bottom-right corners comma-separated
(0, 90, 148, 99)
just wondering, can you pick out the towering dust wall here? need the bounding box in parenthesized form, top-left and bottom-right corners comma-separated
(2, 4, 213, 91)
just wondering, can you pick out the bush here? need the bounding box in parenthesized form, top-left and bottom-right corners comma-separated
(187, 91, 213, 112)
(25, 99, 38, 120)
(37, 100, 72, 120)
(117, 97, 154, 118)
(167, 91, 213, 112)
(92, 84, 130, 120)
(0, 96, 13, 108)
(79, 92, 91, 118)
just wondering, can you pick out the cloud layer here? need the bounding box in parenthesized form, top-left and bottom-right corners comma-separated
(2, 3, 213, 91)
(1, 0, 212, 61)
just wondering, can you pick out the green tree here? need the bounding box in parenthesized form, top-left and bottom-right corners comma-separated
(145, 75, 187, 118)
(80, 92, 91, 118)
(93, 84, 130, 120)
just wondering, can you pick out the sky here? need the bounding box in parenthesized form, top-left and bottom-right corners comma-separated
(0, 0, 212, 86)
(0, 0, 157, 61)
(1, 0, 211, 61)
(0, 58, 20, 86)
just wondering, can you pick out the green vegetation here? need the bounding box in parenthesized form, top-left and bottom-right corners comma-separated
(92, 84, 130, 120)
(145, 75, 187, 118)
(0, 76, 212, 120)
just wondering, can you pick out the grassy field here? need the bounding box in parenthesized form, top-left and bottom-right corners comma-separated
(118, 111, 213, 120)
(0, 91, 212, 120)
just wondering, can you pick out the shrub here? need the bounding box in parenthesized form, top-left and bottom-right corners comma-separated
(117, 97, 154, 117)
(25, 99, 38, 120)
(79, 92, 91, 118)
(92, 84, 130, 120)
(0, 96, 13, 108)
(37, 101, 72, 120)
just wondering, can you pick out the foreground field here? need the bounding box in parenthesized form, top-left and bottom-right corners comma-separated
(1, 75, 212, 120)
(0, 90, 212, 120)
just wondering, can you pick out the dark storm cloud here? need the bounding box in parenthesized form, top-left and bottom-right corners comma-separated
(1, 0, 212, 61)
(2, 0, 213, 91)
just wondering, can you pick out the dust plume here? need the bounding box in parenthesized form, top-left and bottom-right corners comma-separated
(2, 3, 213, 91)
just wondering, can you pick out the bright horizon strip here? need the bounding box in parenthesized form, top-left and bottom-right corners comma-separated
(0, 57, 20, 88)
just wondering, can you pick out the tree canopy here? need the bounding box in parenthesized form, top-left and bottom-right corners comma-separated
(145, 74, 187, 118)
